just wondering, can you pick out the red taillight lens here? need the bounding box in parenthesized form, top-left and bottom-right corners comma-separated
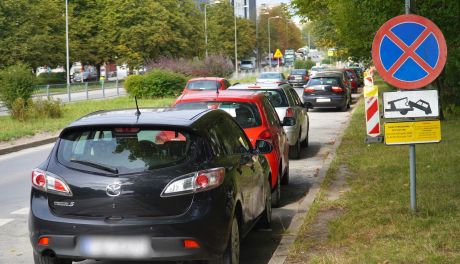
(31, 168, 72, 196)
(331, 87, 343, 93)
(258, 129, 272, 140)
(285, 108, 294, 118)
(183, 239, 200, 249)
(304, 87, 315, 93)
(38, 237, 49, 246)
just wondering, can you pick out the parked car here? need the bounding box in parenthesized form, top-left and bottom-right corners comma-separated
(303, 71, 352, 111)
(229, 83, 310, 159)
(240, 59, 255, 72)
(29, 107, 273, 264)
(181, 77, 231, 94)
(256, 72, 287, 84)
(175, 90, 289, 207)
(344, 68, 360, 93)
(288, 69, 309, 88)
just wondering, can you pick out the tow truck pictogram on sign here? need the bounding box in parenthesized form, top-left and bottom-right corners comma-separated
(383, 90, 438, 119)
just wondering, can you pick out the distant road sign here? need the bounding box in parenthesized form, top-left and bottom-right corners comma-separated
(383, 90, 439, 118)
(384, 120, 441, 145)
(274, 49, 283, 58)
(372, 14, 447, 89)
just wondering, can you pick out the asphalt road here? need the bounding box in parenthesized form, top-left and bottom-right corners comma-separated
(0, 93, 360, 264)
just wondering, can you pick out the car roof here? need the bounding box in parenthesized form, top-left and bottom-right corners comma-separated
(64, 108, 212, 130)
(176, 89, 265, 103)
(187, 77, 226, 82)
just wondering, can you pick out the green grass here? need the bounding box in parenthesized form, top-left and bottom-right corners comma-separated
(289, 76, 460, 263)
(0, 96, 175, 142)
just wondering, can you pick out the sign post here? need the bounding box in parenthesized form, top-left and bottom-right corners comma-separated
(371, 2, 447, 212)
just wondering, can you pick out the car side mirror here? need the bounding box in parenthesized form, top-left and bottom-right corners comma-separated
(282, 117, 296, 126)
(253, 139, 273, 154)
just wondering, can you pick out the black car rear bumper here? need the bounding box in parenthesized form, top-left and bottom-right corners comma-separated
(29, 190, 233, 261)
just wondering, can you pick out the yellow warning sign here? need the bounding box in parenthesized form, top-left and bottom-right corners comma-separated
(384, 120, 441, 145)
(274, 49, 283, 58)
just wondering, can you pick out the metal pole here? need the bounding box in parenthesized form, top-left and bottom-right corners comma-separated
(205, 4, 208, 58)
(234, 3, 238, 76)
(65, 0, 71, 102)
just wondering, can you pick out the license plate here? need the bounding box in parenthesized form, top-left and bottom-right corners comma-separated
(79, 236, 152, 258)
(317, 98, 331, 103)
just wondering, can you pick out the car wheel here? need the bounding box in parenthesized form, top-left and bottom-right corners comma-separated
(271, 171, 281, 208)
(289, 134, 301, 159)
(281, 166, 289, 185)
(34, 253, 72, 264)
(257, 177, 272, 229)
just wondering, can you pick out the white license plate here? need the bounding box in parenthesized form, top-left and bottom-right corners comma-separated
(79, 236, 152, 258)
(317, 98, 331, 103)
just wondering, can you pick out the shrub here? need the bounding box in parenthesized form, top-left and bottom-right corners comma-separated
(125, 69, 187, 98)
(0, 63, 36, 110)
(37, 72, 67, 85)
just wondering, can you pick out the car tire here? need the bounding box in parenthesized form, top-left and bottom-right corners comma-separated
(281, 166, 289, 185)
(257, 177, 272, 229)
(289, 134, 301, 159)
(34, 253, 72, 264)
(271, 171, 281, 208)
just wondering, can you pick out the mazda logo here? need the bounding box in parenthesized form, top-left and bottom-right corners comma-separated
(106, 183, 122, 197)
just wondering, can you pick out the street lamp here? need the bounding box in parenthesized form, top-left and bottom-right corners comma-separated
(204, 0, 221, 58)
(268, 16, 280, 69)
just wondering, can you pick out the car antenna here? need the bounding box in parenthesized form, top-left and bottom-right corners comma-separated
(135, 96, 141, 116)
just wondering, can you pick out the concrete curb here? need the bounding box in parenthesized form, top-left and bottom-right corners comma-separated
(268, 95, 363, 264)
(0, 137, 57, 156)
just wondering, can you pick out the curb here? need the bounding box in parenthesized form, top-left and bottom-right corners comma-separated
(0, 137, 57, 156)
(268, 95, 363, 264)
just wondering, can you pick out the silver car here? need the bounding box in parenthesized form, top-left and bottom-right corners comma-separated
(229, 83, 309, 159)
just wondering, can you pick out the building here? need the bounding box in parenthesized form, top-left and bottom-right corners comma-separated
(195, 0, 256, 21)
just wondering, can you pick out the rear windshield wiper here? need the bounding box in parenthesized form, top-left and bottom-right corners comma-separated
(70, 159, 118, 174)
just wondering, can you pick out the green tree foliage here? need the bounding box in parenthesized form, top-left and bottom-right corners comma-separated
(292, 0, 460, 111)
(0, 63, 36, 110)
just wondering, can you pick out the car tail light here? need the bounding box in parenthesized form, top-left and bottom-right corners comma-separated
(304, 87, 315, 93)
(258, 129, 272, 140)
(331, 86, 344, 93)
(161, 168, 225, 197)
(285, 108, 294, 118)
(32, 168, 72, 196)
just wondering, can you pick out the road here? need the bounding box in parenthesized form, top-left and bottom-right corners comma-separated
(0, 93, 360, 264)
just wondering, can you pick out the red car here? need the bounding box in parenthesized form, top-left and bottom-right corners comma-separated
(344, 68, 360, 93)
(181, 77, 231, 95)
(174, 90, 289, 207)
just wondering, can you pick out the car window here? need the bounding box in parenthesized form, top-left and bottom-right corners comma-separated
(175, 102, 262, 129)
(58, 128, 191, 174)
(250, 89, 289, 107)
(187, 80, 222, 90)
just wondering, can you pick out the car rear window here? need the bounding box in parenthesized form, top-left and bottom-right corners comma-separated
(187, 80, 222, 90)
(57, 128, 190, 174)
(259, 73, 281, 79)
(176, 102, 262, 129)
(250, 89, 289, 108)
(309, 77, 340, 86)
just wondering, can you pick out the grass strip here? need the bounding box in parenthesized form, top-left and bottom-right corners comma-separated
(288, 76, 460, 263)
(0, 96, 175, 142)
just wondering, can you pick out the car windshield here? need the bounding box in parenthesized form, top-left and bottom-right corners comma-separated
(176, 102, 262, 128)
(57, 128, 190, 174)
(187, 80, 222, 90)
(259, 73, 281, 79)
(309, 77, 340, 86)
(291, 69, 306, 75)
(251, 89, 289, 107)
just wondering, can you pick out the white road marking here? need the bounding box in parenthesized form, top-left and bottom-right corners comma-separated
(0, 219, 14, 227)
(11, 207, 29, 215)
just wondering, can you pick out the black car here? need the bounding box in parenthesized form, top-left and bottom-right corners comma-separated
(303, 72, 351, 111)
(288, 69, 309, 88)
(29, 108, 273, 264)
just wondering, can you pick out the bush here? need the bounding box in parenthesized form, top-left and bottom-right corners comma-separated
(10, 98, 63, 121)
(294, 59, 315, 70)
(125, 69, 187, 98)
(37, 72, 67, 85)
(0, 63, 36, 110)
(146, 55, 234, 78)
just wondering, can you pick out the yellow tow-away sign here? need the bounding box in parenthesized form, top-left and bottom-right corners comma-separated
(384, 120, 441, 145)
